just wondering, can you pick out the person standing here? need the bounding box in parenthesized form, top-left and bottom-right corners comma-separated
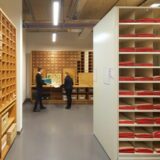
(33, 67, 46, 112)
(64, 72, 73, 109)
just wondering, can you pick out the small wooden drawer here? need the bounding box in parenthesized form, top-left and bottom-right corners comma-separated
(7, 123, 17, 146)
(88, 95, 93, 100)
(78, 94, 86, 100)
(72, 95, 77, 100)
(1, 112, 9, 133)
(88, 88, 93, 92)
(1, 134, 7, 152)
(78, 88, 86, 93)
(72, 89, 77, 93)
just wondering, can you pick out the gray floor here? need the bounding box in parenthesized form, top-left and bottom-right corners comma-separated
(6, 102, 110, 160)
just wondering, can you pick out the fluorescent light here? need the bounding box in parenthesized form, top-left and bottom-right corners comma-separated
(53, 1, 60, 26)
(52, 33, 57, 42)
(150, 3, 160, 8)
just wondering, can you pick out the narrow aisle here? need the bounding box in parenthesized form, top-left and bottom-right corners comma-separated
(6, 102, 110, 160)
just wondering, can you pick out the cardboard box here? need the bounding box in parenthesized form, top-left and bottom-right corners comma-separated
(7, 123, 16, 146)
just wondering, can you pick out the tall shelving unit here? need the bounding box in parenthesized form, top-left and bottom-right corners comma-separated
(0, 9, 17, 160)
(94, 7, 160, 160)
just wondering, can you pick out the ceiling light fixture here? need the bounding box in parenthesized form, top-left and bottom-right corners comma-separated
(52, 33, 57, 42)
(53, 1, 60, 26)
(150, 3, 160, 8)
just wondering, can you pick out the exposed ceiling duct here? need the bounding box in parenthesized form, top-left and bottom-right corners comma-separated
(23, 0, 157, 33)
(23, 19, 98, 30)
(67, 0, 79, 20)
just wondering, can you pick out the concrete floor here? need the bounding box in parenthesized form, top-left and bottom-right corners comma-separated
(6, 102, 110, 160)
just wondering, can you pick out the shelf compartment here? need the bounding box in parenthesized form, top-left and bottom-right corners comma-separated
(119, 8, 135, 23)
(135, 68, 153, 81)
(135, 113, 154, 125)
(135, 9, 153, 22)
(119, 127, 135, 138)
(119, 113, 135, 124)
(153, 127, 160, 138)
(119, 54, 135, 66)
(135, 54, 153, 66)
(153, 98, 160, 110)
(1, 117, 15, 136)
(135, 127, 153, 138)
(135, 83, 153, 96)
(154, 142, 160, 153)
(119, 83, 135, 95)
(7, 123, 16, 146)
(154, 113, 160, 125)
(119, 141, 135, 153)
(119, 25, 135, 37)
(1, 134, 7, 154)
(135, 98, 153, 110)
(135, 141, 153, 153)
(119, 98, 135, 110)
(78, 94, 86, 100)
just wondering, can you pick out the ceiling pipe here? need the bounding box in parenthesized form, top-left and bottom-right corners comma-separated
(23, 21, 97, 29)
(138, 0, 148, 6)
(67, 0, 80, 19)
(75, 0, 88, 19)
(23, 0, 36, 21)
(26, 29, 68, 32)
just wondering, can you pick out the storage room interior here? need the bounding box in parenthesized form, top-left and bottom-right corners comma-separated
(1, 0, 160, 160)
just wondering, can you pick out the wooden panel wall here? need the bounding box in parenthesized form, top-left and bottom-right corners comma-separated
(31, 51, 93, 84)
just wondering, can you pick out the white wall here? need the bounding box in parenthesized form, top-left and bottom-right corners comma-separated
(23, 30, 27, 102)
(26, 31, 93, 98)
(0, 0, 23, 132)
(26, 54, 31, 99)
(26, 32, 93, 53)
(93, 7, 119, 160)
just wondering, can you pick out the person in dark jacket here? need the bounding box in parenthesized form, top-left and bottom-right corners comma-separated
(33, 67, 46, 112)
(64, 72, 73, 109)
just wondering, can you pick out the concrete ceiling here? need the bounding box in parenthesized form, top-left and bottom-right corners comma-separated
(23, 0, 158, 32)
